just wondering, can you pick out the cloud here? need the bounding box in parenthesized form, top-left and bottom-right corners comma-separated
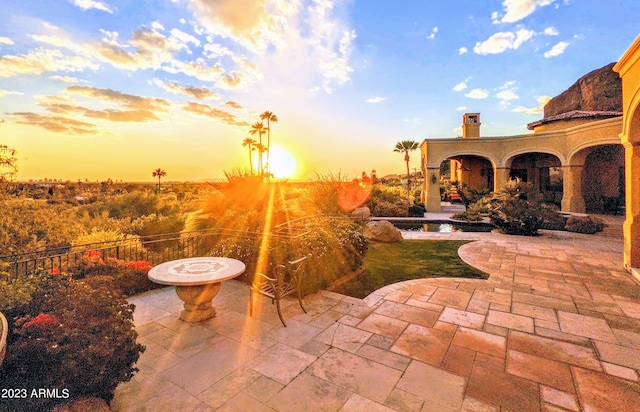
(0, 89, 23, 98)
(51, 75, 80, 83)
(500, 0, 557, 23)
(0, 49, 98, 77)
(203, 43, 234, 58)
(169, 28, 201, 49)
(365, 96, 386, 104)
(543, 41, 569, 58)
(11, 112, 98, 134)
(33, 86, 173, 123)
(152, 78, 221, 100)
(182, 102, 249, 126)
(464, 88, 489, 99)
(544, 27, 559, 35)
(473, 29, 535, 55)
(188, 0, 357, 93)
(453, 82, 467, 92)
(69, 0, 115, 13)
(491, 11, 500, 24)
(496, 89, 519, 102)
(223, 101, 244, 110)
(0, 37, 14, 45)
(456, 106, 468, 111)
(186, 0, 293, 54)
(458, 47, 468, 55)
(427, 27, 438, 40)
(512, 95, 551, 114)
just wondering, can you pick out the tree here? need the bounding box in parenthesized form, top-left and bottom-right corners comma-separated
(393, 140, 419, 191)
(242, 138, 257, 174)
(0, 144, 18, 182)
(260, 111, 278, 174)
(152, 168, 166, 192)
(249, 122, 266, 175)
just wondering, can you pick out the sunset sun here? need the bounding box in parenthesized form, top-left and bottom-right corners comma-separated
(266, 146, 297, 179)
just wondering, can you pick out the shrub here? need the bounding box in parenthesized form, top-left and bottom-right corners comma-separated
(489, 181, 556, 236)
(0, 271, 144, 411)
(458, 183, 491, 207)
(408, 204, 426, 217)
(372, 201, 407, 217)
(565, 215, 605, 234)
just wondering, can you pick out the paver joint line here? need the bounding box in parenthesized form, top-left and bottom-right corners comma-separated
(114, 222, 640, 411)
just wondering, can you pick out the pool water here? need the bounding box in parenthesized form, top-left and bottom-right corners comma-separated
(392, 221, 493, 233)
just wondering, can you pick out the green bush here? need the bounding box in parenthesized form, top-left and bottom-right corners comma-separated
(565, 215, 605, 234)
(408, 204, 426, 217)
(489, 181, 556, 236)
(0, 271, 144, 411)
(458, 183, 491, 207)
(371, 201, 407, 217)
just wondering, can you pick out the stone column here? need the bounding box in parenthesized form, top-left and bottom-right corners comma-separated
(494, 167, 509, 192)
(624, 142, 640, 270)
(561, 164, 586, 213)
(426, 168, 441, 212)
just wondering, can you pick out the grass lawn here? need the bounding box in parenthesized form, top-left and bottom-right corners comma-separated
(331, 240, 488, 299)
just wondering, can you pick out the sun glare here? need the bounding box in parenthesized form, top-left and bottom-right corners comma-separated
(267, 146, 297, 179)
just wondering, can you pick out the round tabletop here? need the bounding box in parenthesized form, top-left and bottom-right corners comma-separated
(148, 257, 246, 286)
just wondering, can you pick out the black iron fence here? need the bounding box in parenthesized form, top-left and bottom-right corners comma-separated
(0, 226, 310, 278)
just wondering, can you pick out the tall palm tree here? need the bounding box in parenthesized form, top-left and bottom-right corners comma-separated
(249, 122, 266, 174)
(394, 140, 419, 190)
(152, 168, 166, 192)
(260, 111, 278, 173)
(254, 143, 267, 175)
(242, 137, 257, 174)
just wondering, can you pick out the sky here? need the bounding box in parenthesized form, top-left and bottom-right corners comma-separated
(0, 0, 639, 182)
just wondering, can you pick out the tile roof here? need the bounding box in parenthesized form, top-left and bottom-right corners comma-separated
(527, 110, 623, 130)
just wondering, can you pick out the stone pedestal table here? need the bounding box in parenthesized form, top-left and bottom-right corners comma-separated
(148, 257, 245, 322)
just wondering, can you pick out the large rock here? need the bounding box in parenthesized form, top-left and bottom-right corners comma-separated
(544, 63, 622, 118)
(351, 206, 371, 221)
(364, 220, 403, 242)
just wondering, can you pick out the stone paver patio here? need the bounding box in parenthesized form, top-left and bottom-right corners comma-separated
(113, 220, 640, 411)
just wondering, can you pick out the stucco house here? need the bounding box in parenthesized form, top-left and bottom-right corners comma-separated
(419, 46, 640, 276)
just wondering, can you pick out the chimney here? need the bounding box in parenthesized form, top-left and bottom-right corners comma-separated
(462, 113, 480, 138)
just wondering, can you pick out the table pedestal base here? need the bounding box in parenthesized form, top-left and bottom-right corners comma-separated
(175, 283, 222, 322)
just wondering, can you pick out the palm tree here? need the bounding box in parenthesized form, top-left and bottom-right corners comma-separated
(249, 122, 266, 174)
(152, 168, 166, 192)
(242, 137, 257, 174)
(394, 140, 420, 191)
(254, 143, 267, 175)
(260, 111, 278, 174)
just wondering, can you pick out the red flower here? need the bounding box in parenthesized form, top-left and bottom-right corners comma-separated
(20, 313, 60, 331)
(84, 250, 102, 259)
(48, 268, 61, 275)
(126, 261, 153, 271)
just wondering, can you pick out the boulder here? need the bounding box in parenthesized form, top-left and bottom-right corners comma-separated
(544, 63, 622, 118)
(364, 220, 403, 242)
(351, 206, 371, 220)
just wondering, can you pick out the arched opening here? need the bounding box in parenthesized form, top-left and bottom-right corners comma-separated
(440, 155, 494, 191)
(506, 152, 563, 207)
(581, 144, 625, 214)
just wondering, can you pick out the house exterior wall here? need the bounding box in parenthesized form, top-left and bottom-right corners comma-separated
(419, 117, 622, 214)
(614, 35, 640, 273)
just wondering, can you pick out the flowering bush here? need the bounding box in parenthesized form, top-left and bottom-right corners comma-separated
(0, 271, 144, 411)
(65, 251, 159, 296)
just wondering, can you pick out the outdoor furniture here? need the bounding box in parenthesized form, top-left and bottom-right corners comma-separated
(148, 257, 245, 322)
(249, 256, 307, 327)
